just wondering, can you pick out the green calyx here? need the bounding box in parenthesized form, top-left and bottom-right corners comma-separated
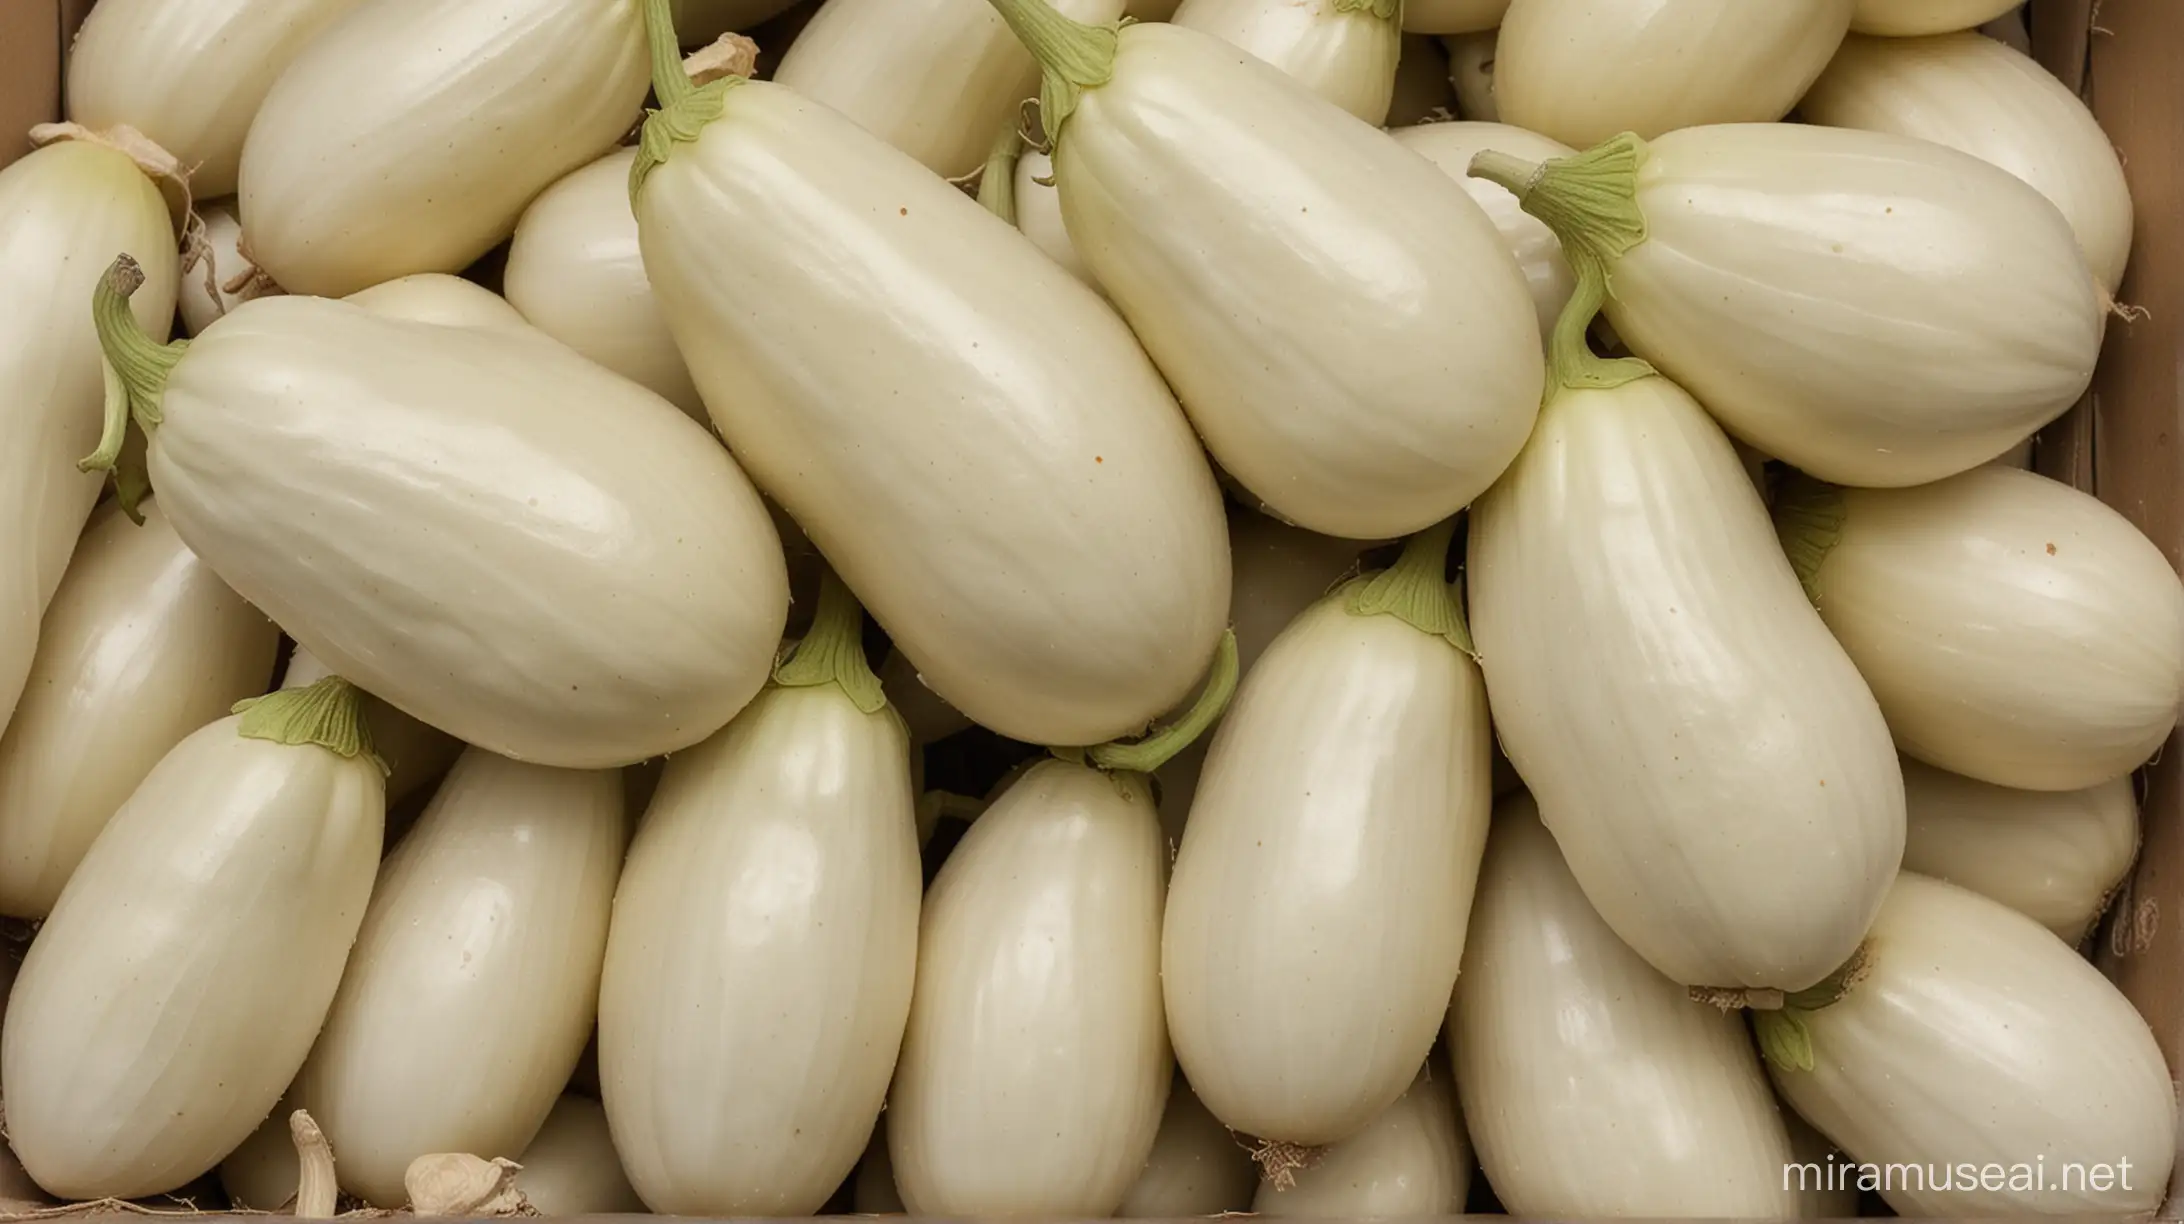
(1345, 518, 1474, 655)
(980, 0, 1120, 151)
(231, 675, 385, 771)
(629, 0, 746, 202)
(773, 567, 888, 715)
(1772, 473, 1845, 607)
(1469, 132, 1656, 398)
(1055, 628, 1240, 776)
(978, 120, 1024, 225)
(915, 790, 987, 847)
(1334, 0, 1400, 20)
(82, 254, 187, 526)
(1749, 942, 1873, 1074)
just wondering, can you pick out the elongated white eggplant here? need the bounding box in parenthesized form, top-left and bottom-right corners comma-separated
(1469, 126, 2102, 486)
(1495, 0, 1852, 147)
(2, 681, 383, 1200)
(1851, 0, 2022, 37)
(1165, 523, 1486, 1144)
(1785, 1109, 1862, 1218)
(985, 3, 1542, 541)
(1443, 30, 1497, 120)
(1252, 1063, 1470, 1218)
(1801, 31, 2132, 293)
(1453, 795, 1802, 1218)
(0, 140, 178, 743)
(505, 147, 703, 421)
(343, 274, 534, 335)
(1900, 758, 2139, 944)
(1116, 1074, 1259, 1218)
(509, 1096, 646, 1216)
(1470, 364, 1903, 992)
(85, 257, 788, 769)
(0, 499, 277, 918)
(1389, 122, 1574, 343)
(600, 574, 920, 1215)
(774, 0, 1123, 178)
(630, 4, 1229, 748)
(296, 750, 626, 1206)
(1012, 147, 1097, 289)
(1171, 0, 1403, 124)
(1763, 873, 2174, 1216)
(237, 0, 651, 297)
(1777, 466, 2184, 791)
(889, 760, 1172, 1216)
(1405, 0, 1506, 33)
(878, 648, 974, 747)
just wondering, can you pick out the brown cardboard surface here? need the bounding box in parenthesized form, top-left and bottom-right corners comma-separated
(0, 0, 61, 170)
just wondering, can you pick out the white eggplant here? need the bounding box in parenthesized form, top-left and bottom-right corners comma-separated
(1899, 759, 2138, 943)
(991, 5, 1543, 540)
(1777, 466, 2184, 791)
(1012, 148, 1097, 290)
(1495, 0, 1853, 147)
(889, 759, 1170, 1216)
(344, 274, 534, 335)
(0, 498, 277, 918)
(1453, 795, 1802, 1218)
(878, 648, 973, 747)
(1763, 873, 2175, 1216)
(1444, 30, 1497, 120)
(1171, 0, 1403, 125)
(1470, 370, 1903, 992)
(279, 648, 458, 808)
(0, 140, 178, 742)
(1252, 1063, 1470, 1218)
(1, 681, 383, 1199)
(1852, 0, 2022, 37)
(65, 0, 366, 199)
(87, 262, 789, 769)
(1389, 122, 1574, 343)
(509, 1096, 646, 1216)
(1115, 1075, 1259, 1218)
(220, 1086, 303, 1210)
(1165, 524, 1486, 1143)
(631, 15, 1229, 749)
(1387, 36, 1457, 125)
(1404, 0, 1506, 33)
(1785, 1109, 1863, 1218)
(505, 147, 703, 421)
(237, 0, 650, 297)
(675, 0, 802, 40)
(297, 750, 626, 1206)
(1801, 31, 2132, 293)
(1470, 124, 2102, 487)
(600, 575, 919, 1215)
(177, 200, 278, 337)
(774, 0, 1124, 178)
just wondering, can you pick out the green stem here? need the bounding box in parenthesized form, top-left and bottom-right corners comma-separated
(915, 790, 987, 847)
(774, 567, 888, 714)
(82, 255, 186, 525)
(643, 0, 692, 110)
(977, 121, 1023, 225)
(232, 675, 384, 770)
(1772, 474, 1846, 607)
(1470, 134, 1657, 397)
(1751, 941, 1872, 1073)
(630, 0, 744, 201)
(1067, 629, 1239, 775)
(1345, 519, 1473, 655)
(979, 0, 1120, 150)
(1333, 0, 1400, 19)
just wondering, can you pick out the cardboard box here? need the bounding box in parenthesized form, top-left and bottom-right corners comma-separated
(1, 0, 2180, 1212)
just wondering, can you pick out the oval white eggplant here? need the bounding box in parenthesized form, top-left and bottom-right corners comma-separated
(1389, 122, 1574, 343)
(1, 692, 383, 1200)
(65, 0, 366, 199)
(1171, 0, 1403, 124)
(877, 648, 974, 747)
(279, 648, 458, 808)
(1479, 123, 2103, 486)
(1020, 14, 1544, 539)
(1800, 31, 2132, 292)
(1495, 0, 1853, 147)
(1851, 0, 2021, 37)
(889, 759, 1169, 1216)
(1766, 872, 2175, 1216)
(0, 498, 277, 918)
(1404, 0, 1506, 33)
(1899, 759, 2138, 943)
(344, 274, 534, 335)
(1778, 466, 2184, 791)
(1164, 528, 1486, 1144)
(1012, 147, 1098, 290)
(297, 750, 626, 1207)
(632, 66, 1229, 748)
(600, 588, 920, 1216)
(94, 282, 790, 769)
(1252, 1063, 1470, 1218)
(1453, 795, 1802, 1218)
(1116, 1075, 1259, 1218)
(675, 0, 802, 40)
(0, 141, 178, 743)
(1470, 374, 1903, 991)
(1387, 35, 1457, 125)
(177, 200, 277, 337)
(237, 0, 650, 297)
(1444, 30, 1497, 120)
(509, 1096, 645, 1216)
(774, 0, 1124, 178)
(505, 147, 703, 421)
